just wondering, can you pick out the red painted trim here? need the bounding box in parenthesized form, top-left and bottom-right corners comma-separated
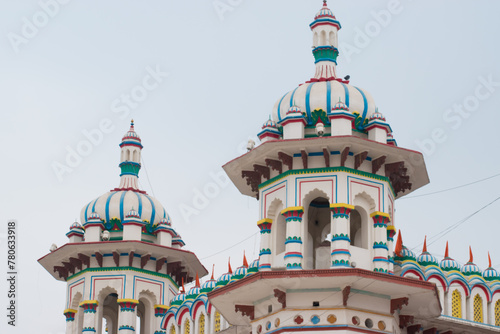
(403, 269, 424, 281)
(349, 180, 381, 212)
(83, 223, 104, 228)
(122, 222, 145, 228)
(208, 268, 438, 299)
(177, 307, 189, 325)
(298, 179, 334, 207)
(259, 132, 280, 140)
(68, 280, 84, 309)
(92, 277, 124, 300)
(110, 187, 148, 194)
(471, 284, 491, 302)
(427, 274, 447, 291)
(310, 22, 341, 30)
(365, 124, 389, 132)
(280, 118, 307, 127)
(191, 300, 205, 318)
(161, 313, 174, 329)
(328, 114, 355, 121)
(258, 325, 394, 334)
(448, 279, 470, 297)
(135, 278, 163, 302)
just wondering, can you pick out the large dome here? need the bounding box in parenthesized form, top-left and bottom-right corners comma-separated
(272, 80, 376, 127)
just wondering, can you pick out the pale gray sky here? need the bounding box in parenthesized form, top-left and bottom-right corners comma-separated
(1, 1, 500, 332)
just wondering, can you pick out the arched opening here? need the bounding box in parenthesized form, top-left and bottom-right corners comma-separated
(132, 149, 137, 162)
(452, 289, 462, 319)
(320, 30, 327, 46)
(198, 313, 205, 334)
(101, 293, 119, 334)
(313, 32, 319, 47)
(474, 294, 483, 323)
(138, 290, 156, 334)
(214, 311, 221, 333)
(329, 31, 336, 46)
(71, 292, 84, 334)
(307, 197, 331, 269)
(350, 209, 367, 249)
(495, 300, 500, 326)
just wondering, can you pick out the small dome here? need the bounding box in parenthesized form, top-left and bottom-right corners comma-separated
(369, 108, 386, 122)
(315, 1, 335, 20)
(233, 266, 248, 279)
(157, 218, 171, 226)
(462, 262, 482, 276)
(262, 118, 278, 129)
(186, 286, 201, 299)
(122, 120, 142, 143)
(125, 209, 140, 219)
(216, 272, 233, 287)
(248, 259, 259, 273)
(440, 257, 461, 272)
(170, 291, 185, 306)
(201, 279, 217, 293)
(417, 252, 438, 266)
(287, 106, 302, 115)
(70, 222, 83, 230)
(332, 100, 349, 112)
(483, 267, 500, 281)
(87, 212, 101, 221)
(399, 246, 416, 261)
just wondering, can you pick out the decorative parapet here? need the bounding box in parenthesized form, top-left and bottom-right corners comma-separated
(117, 299, 139, 312)
(387, 225, 396, 241)
(371, 211, 391, 226)
(63, 308, 77, 322)
(79, 300, 99, 313)
(257, 218, 272, 233)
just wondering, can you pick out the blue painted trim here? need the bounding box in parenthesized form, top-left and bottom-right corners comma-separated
(90, 274, 126, 300)
(259, 180, 287, 220)
(105, 192, 118, 223)
(120, 172, 138, 177)
(373, 258, 390, 263)
(144, 195, 156, 224)
(331, 250, 350, 256)
(277, 93, 288, 122)
(135, 192, 143, 217)
(285, 239, 303, 245)
(289, 86, 299, 108)
(84, 200, 94, 224)
(133, 275, 166, 305)
(284, 254, 303, 259)
(295, 174, 338, 205)
(119, 161, 141, 167)
(314, 58, 337, 64)
(309, 18, 342, 29)
(305, 83, 316, 124)
(120, 141, 143, 148)
(91, 197, 99, 214)
(119, 191, 127, 222)
(353, 86, 368, 129)
(326, 80, 332, 112)
(163, 207, 166, 219)
(347, 175, 387, 210)
(373, 244, 389, 250)
(340, 82, 350, 108)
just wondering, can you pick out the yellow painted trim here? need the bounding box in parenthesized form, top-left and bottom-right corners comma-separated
(79, 300, 99, 307)
(329, 203, 355, 210)
(154, 304, 170, 310)
(370, 211, 391, 220)
(386, 225, 396, 232)
(280, 206, 304, 215)
(63, 308, 78, 314)
(257, 218, 273, 226)
(117, 299, 139, 304)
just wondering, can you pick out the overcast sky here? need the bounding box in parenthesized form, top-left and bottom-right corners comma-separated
(1, 1, 500, 333)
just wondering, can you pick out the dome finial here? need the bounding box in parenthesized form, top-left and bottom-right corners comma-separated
(243, 251, 249, 268)
(195, 272, 200, 288)
(323, 0, 328, 6)
(181, 277, 185, 293)
(468, 246, 474, 263)
(444, 241, 449, 258)
(228, 257, 233, 274)
(489, 252, 492, 268)
(422, 236, 427, 253)
(211, 264, 215, 280)
(130, 119, 134, 129)
(394, 230, 403, 257)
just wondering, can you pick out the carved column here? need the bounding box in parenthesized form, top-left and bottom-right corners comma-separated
(117, 299, 139, 334)
(330, 204, 355, 268)
(154, 305, 169, 334)
(387, 225, 396, 274)
(281, 207, 304, 270)
(257, 219, 273, 271)
(79, 301, 99, 333)
(64, 308, 77, 334)
(371, 212, 391, 273)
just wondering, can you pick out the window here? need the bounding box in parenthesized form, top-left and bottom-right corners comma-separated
(185, 320, 190, 334)
(495, 300, 500, 326)
(215, 311, 221, 333)
(170, 325, 176, 334)
(474, 294, 483, 323)
(452, 290, 462, 318)
(199, 314, 205, 334)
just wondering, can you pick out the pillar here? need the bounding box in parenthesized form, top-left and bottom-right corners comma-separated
(371, 212, 391, 273)
(257, 219, 273, 271)
(387, 225, 396, 275)
(117, 299, 139, 334)
(79, 301, 99, 333)
(281, 207, 304, 270)
(330, 204, 355, 268)
(64, 308, 77, 334)
(154, 305, 169, 334)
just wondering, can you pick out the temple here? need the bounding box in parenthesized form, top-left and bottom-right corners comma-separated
(40, 2, 500, 334)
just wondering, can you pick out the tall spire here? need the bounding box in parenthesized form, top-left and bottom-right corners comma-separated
(228, 258, 233, 274)
(422, 236, 428, 253)
(394, 230, 403, 257)
(444, 241, 449, 258)
(310, 0, 342, 80)
(468, 246, 474, 263)
(489, 252, 492, 268)
(243, 251, 249, 268)
(113, 120, 145, 193)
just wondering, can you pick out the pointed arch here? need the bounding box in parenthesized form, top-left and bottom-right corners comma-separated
(353, 191, 376, 213)
(329, 31, 336, 45)
(320, 30, 327, 45)
(302, 188, 330, 208)
(313, 32, 319, 47)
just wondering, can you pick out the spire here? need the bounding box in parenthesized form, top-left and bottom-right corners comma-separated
(114, 121, 145, 193)
(211, 264, 215, 280)
(468, 246, 474, 263)
(181, 277, 185, 293)
(195, 272, 200, 288)
(444, 241, 449, 258)
(228, 258, 233, 274)
(394, 230, 403, 257)
(243, 251, 249, 268)
(422, 236, 428, 253)
(489, 252, 492, 268)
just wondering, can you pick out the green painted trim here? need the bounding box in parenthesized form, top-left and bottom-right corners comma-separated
(259, 166, 395, 197)
(349, 288, 390, 300)
(67, 266, 179, 289)
(110, 237, 123, 241)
